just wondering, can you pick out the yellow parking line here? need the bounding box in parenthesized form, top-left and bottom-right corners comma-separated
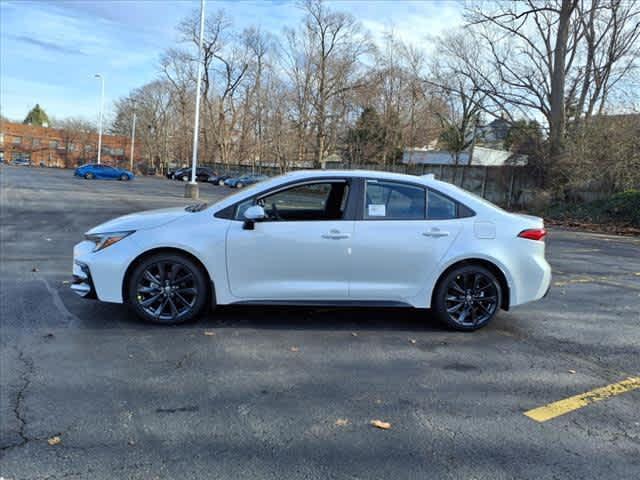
(524, 377, 640, 422)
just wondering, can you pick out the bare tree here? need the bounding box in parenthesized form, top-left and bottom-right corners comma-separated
(573, 0, 640, 119)
(300, 0, 372, 167)
(160, 48, 196, 163)
(428, 32, 486, 164)
(464, 0, 639, 157)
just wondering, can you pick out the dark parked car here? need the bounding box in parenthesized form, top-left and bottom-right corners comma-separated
(12, 158, 31, 166)
(74, 163, 134, 180)
(207, 174, 233, 186)
(225, 174, 269, 188)
(166, 167, 183, 179)
(171, 166, 216, 182)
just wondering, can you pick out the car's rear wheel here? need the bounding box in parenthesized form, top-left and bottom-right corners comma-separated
(236, 182, 244, 188)
(119, 174, 129, 181)
(85, 172, 94, 179)
(182, 175, 189, 182)
(127, 253, 209, 325)
(432, 265, 502, 331)
(218, 179, 225, 186)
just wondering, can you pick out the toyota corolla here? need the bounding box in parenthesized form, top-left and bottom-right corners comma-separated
(71, 170, 551, 331)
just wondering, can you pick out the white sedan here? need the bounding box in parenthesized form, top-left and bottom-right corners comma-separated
(71, 170, 551, 331)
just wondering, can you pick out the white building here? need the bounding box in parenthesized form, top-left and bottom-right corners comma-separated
(402, 146, 527, 166)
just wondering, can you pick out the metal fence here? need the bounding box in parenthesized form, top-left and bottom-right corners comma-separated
(203, 162, 538, 208)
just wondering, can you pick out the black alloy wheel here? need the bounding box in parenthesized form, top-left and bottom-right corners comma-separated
(433, 265, 502, 331)
(128, 253, 208, 324)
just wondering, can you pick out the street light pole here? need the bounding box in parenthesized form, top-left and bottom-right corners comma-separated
(186, 0, 205, 199)
(94, 73, 105, 164)
(130, 109, 137, 172)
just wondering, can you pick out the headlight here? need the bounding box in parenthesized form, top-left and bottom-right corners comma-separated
(84, 231, 134, 252)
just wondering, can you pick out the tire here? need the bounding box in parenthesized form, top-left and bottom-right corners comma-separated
(127, 253, 209, 325)
(218, 179, 225, 186)
(236, 182, 244, 188)
(432, 264, 502, 331)
(182, 175, 189, 182)
(85, 172, 94, 179)
(120, 174, 129, 181)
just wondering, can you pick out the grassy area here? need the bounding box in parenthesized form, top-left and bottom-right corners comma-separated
(544, 190, 640, 232)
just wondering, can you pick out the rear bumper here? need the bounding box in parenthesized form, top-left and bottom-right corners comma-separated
(511, 256, 552, 306)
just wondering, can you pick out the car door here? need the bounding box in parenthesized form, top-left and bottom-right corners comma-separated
(104, 166, 119, 179)
(91, 165, 105, 178)
(226, 179, 354, 300)
(196, 168, 207, 182)
(348, 179, 462, 302)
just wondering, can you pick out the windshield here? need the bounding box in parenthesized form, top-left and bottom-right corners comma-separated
(208, 173, 288, 210)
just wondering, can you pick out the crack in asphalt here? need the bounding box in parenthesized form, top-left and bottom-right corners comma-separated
(41, 278, 80, 326)
(1, 350, 35, 451)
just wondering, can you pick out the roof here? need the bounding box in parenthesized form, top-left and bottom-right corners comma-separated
(283, 169, 429, 183)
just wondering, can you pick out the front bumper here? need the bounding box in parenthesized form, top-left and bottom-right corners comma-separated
(71, 261, 97, 299)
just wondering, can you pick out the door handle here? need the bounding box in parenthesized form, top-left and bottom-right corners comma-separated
(322, 229, 350, 240)
(422, 230, 449, 238)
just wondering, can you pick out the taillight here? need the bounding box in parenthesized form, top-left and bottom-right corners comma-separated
(518, 228, 547, 241)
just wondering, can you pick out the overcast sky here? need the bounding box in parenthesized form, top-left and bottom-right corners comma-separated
(0, 0, 463, 123)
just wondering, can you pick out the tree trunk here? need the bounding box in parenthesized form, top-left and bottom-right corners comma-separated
(549, 0, 576, 157)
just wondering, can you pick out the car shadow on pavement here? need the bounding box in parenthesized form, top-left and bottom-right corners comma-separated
(204, 305, 444, 332)
(61, 288, 446, 332)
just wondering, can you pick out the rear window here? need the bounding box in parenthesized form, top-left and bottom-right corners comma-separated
(427, 188, 475, 220)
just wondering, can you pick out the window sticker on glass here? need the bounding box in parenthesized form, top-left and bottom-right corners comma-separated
(368, 204, 386, 217)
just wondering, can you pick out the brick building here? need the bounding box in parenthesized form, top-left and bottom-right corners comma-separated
(0, 120, 140, 168)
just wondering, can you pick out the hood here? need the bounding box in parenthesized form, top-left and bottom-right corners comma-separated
(86, 207, 189, 234)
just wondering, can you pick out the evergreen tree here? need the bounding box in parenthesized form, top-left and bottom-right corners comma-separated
(23, 104, 50, 126)
(345, 107, 385, 165)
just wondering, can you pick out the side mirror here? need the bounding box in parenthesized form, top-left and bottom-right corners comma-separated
(243, 205, 266, 230)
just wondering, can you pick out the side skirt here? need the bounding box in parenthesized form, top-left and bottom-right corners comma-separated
(228, 299, 414, 308)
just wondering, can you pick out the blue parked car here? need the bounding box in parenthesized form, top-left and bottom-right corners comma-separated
(74, 163, 134, 181)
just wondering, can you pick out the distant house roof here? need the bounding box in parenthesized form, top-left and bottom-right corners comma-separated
(476, 117, 510, 145)
(402, 146, 527, 166)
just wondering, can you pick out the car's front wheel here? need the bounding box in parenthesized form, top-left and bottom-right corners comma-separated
(432, 265, 502, 331)
(127, 253, 209, 324)
(218, 179, 225, 186)
(119, 174, 129, 181)
(85, 172, 94, 179)
(236, 182, 244, 188)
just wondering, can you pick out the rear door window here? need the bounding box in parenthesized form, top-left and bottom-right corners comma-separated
(364, 180, 426, 220)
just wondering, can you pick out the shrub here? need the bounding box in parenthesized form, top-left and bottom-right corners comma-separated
(603, 190, 640, 226)
(545, 189, 640, 228)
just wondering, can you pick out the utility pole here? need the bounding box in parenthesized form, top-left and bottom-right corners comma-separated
(94, 73, 104, 164)
(185, 0, 205, 199)
(130, 109, 137, 172)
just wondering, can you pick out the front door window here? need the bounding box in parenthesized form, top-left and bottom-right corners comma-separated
(235, 182, 349, 221)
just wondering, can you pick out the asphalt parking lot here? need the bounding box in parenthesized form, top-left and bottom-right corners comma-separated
(1, 165, 639, 479)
